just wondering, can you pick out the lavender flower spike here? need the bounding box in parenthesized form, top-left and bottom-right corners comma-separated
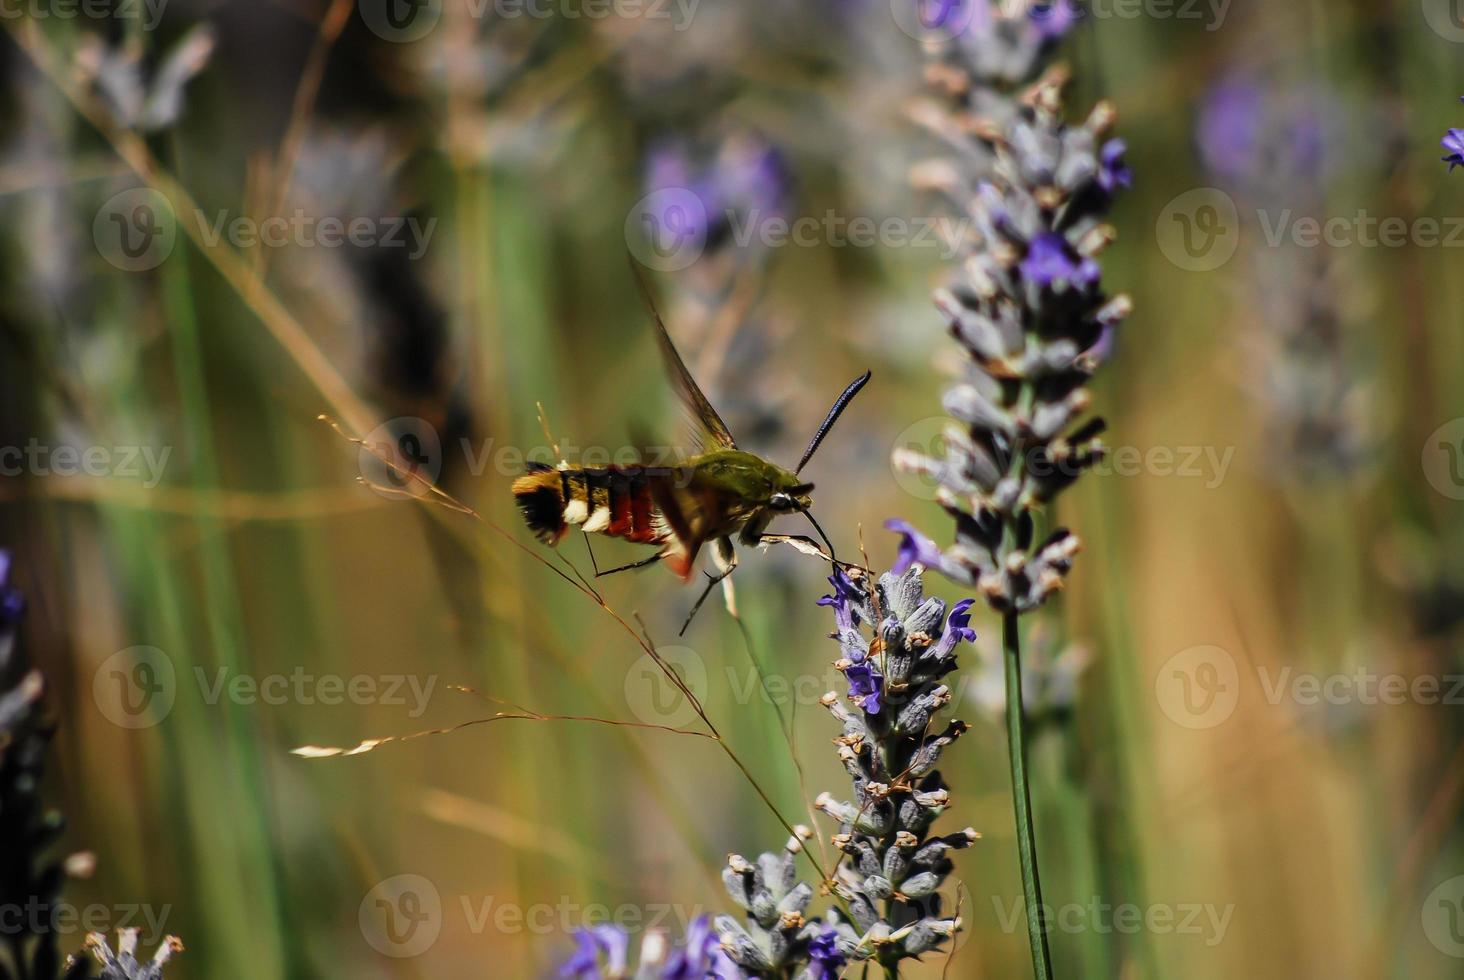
(808, 566, 977, 971)
(902, 10, 1128, 978)
(900, 65, 1130, 613)
(84, 930, 184, 980)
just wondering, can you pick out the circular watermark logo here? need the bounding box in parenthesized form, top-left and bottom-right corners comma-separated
(889, 0, 979, 41)
(1155, 188, 1240, 272)
(360, 874, 443, 958)
(358, 417, 443, 499)
(626, 188, 708, 272)
(1422, 0, 1464, 41)
(1154, 645, 1239, 729)
(93, 188, 176, 272)
(358, 0, 442, 42)
(1422, 418, 1464, 501)
(623, 646, 706, 728)
(93, 646, 176, 729)
(890, 417, 953, 501)
(1422, 875, 1464, 957)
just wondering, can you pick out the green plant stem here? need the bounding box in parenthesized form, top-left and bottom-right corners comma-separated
(1004, 610, 1054, 980)
(878, 894, 901, 978)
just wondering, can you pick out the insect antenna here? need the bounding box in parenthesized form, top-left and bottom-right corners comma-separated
(795, 370, 872, 475)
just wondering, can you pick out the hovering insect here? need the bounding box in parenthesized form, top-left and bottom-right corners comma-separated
(511, 273, 870, 632)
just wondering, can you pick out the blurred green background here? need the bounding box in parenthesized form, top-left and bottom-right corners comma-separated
(3, 0, 1464, 976)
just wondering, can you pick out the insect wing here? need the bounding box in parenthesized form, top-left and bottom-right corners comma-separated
(646, 467, 722, 580)
(631, 266, 738, 452)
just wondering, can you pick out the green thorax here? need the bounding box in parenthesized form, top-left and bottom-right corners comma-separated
(686, 448, 801, 500)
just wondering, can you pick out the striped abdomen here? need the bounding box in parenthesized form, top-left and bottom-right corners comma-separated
(511, 463, 669, 547)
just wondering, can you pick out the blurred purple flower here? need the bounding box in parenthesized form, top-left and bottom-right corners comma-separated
(885, 519, 944, 575)
(1290, 112, 1328, 176)
(1197, 72, 1339, 191)
(921, 0, 955, 25)
(807, 926, 847, 979)
(919, 0, 974, 31)
(1021, 232, 1099, 289)
(0, 552, 23, 627)
(1443, 131, 1464, 171)
(719, 140, 786, 216)
(645, 147, 712, 241)
(559, 925, 629, 979)
(1098, 139, 1132, 194)
(561, 918, 744, 979)
(1196, 76, 1262, 183)
(662, 915, 741, 979)
(1443, 100, 1464, 171)
(1028, 0, 1080, 39)
(1083, 322, 1116, 367)
(1445, 130, 1464, 171)
(643, 135, 788, 249)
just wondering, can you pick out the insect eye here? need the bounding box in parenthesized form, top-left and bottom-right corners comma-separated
(770, 493, 796, 511)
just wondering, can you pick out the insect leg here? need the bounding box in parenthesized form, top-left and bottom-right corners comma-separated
(595, 551, 666, 578)
(581, 532, 601, 577)
(709, 537, 738, 573)
(679, 539, 737, 636)
(755, 534, 870, 576)
(756, 533, 833, 562)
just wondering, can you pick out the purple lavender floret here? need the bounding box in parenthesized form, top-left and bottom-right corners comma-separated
(1021, 232, 1100, 290)
(662, 915, 742, 979)
(818, 566, 863, 611)
(807, 925, 848, 979)
(931, 598, 978, 660)
(844, 660, 885, 714)
(1444, 97, 1464, 172)
(1098, 138, 1133, 194)
(1445, 130, 1464, 171)
(884, 519, 945, 575)
(1027, 0, 1080, 39)
(559, 918, 746, 979)
(946, 598, 976, 641)
(920, 0, 967, 31)
(0, 551, 23, 627)
(558, 925, 628, 979)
